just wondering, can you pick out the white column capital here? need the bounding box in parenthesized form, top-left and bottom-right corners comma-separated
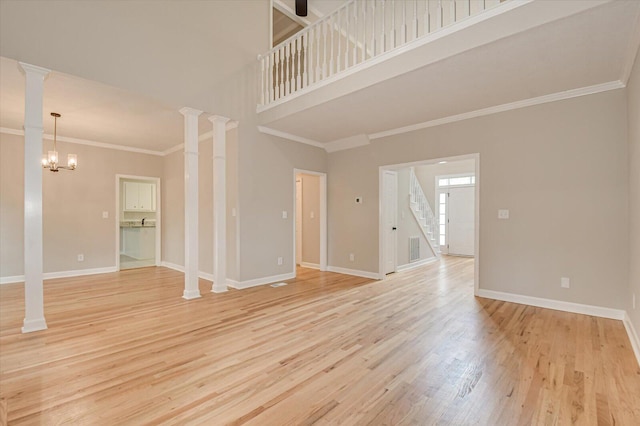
(208, 115, 231, 125)
(18, 62, 51, 78)
(179, 107, 203, 117)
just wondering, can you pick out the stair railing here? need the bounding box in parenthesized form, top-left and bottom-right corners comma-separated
(258, 0, 506, 108)
(409, 167, 439, 251)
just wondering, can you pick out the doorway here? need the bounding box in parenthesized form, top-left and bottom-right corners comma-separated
(115, 174, 161, 271)
(293, 169, 327, 273)
(379, 154, 480, 294)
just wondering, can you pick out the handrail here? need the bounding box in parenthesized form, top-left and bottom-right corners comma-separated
(258, 0, 508, 108)
(409, 167, 439, 252)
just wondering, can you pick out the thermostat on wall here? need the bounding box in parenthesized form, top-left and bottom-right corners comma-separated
(355, 197, 363, 204)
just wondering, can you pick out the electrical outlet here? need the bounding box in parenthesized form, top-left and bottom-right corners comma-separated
(277, 257, 283, 266)
(77, 254, 84, 262)
(282, 211, 288, 219)
(349, 253, 355, 262)
(498, 209, 510, 219)
(231, 208, 236, 217)
(310, 211, 315, 219)
(102, 211, 109, 219)
(561, 277, 570, 289)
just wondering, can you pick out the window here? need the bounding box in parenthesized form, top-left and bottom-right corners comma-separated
(437, 174, 475, 188)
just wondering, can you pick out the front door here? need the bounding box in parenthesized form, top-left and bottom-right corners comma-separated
(447, 186, 475, 256)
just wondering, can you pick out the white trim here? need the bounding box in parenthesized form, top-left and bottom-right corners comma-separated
(21, 318, 47, 333)
(1, 266, 119, 285)
(326, 266, 380, 280)
(258, 126, 325, 149)
(300, 262, 320, 270)
(369, 81, 625, 140)
(159, 262, 214, 283)
(227, 272, 296, 290)
(623, 312, 640, 368)
(324, 134, 370, 153)
(396, 257, 438, 272)
(477, 289, 625, 320)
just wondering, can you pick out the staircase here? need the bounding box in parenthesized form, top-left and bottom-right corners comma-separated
(409, 167, 440, 256)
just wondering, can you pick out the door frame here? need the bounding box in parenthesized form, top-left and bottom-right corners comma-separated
(115, 174, 162, 271)
(292, 169, 327, 274)
(378, 153, 480, 295)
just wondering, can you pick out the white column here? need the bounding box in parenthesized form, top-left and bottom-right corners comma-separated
(209, 115, 230, 293)
(19, 62, 50, 333)
(180, 107, 203, 300)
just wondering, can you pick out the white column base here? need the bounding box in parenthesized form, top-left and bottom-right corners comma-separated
(211, 284, 228, 293)
(182, 289, 202, 300)
(22, 317, 47, 333)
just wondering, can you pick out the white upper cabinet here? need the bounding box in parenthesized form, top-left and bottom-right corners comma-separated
(124, 182, 156, 211)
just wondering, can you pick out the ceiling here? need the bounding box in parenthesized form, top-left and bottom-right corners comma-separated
(0, 57, 212, 153)
(273, 8, 304, 47)
(260, 0, 640, 145)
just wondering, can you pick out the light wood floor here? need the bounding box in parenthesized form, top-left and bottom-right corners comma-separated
(0, 257, 638, 425)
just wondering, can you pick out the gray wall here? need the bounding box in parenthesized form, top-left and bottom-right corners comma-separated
(1, 133, 163, 277)
(627, 47, 640, 333)
(328, 89, 629, 309)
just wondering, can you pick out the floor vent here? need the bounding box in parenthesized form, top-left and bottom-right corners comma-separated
(409, 236, 420, 263)
(270, 282, 288, 288)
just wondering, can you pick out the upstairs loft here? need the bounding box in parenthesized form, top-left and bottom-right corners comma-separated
(256, 0, 640, 152)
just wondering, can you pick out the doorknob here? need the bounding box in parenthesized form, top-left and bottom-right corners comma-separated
(392, 227, 397, 230)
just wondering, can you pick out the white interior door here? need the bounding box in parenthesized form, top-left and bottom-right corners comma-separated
(448, 186, 475, 256)
(383, 171, 398, 274)
(295, 178, 303, 265)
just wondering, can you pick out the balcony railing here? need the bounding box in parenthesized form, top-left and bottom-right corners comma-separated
(258, 0, 506, 108)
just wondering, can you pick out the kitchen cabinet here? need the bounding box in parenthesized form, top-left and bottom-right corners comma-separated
(124, 182, 156, 211)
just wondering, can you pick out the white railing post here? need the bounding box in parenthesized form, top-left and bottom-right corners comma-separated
(413, 0, 419, 40)
(437, 0, 443, 28)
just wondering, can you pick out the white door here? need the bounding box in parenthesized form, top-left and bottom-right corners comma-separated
(448, 186, 475, 256)
(383, 171, 398, 274)
(295, 178, 303, 265)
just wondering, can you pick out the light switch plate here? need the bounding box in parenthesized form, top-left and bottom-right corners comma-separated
(498, 209, 510, 219)
(561, 277, 570, 288)
(102, 211, 109, 219)
(310, 211, 315, 219)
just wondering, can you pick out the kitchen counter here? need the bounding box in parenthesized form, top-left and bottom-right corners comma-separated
(120, 222, 156, 228)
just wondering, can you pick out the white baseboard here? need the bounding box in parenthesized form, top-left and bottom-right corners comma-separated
(476, 289, 625, 320)
(326, 266, 380, 280)
(1, 266, 118, 285)
(228, 272, 296, 290)
(300, 262, 320, 270)
(623, 312, 640, 368)
(396, 257, 438, 272)
(160, 261, 214, 282)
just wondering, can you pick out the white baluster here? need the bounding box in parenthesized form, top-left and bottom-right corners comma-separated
(413, 0, 419, 40)
(381, 0, 386, 53)
(424, 0, 430, 35)
(353, 2, 358, 66)
(323, 19, 328, 78)
(284, 43, 290, 96)
(296, 36, 302, 90)
(401, 0, 407, 45)
(450, 0, 456, 24)
(437, 0, 443, 28)
(391, 0, 396, 48)
(316, 24, 321, 80)
(303, 32, 309, 87)
(337, 9, 342, 73)
(260, 56, 265, 105)
(278, 47, 284, 98)
(362, 0, 367, 61)
(345, 5, 350, 69)
(371, 0, 377, 57)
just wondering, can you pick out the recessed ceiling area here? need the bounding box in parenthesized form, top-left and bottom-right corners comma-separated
(0, 57, 213, 153)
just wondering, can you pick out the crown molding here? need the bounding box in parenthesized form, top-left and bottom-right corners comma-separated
(324, 134, 370, 153)
(369, 80, 626, 140)
(257, 125, 325, 149)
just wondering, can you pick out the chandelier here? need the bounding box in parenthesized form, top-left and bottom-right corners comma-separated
(42, 112, 77, 172)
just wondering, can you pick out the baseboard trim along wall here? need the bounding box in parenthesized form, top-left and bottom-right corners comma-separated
(396, 257, 438, 273)
(0, 266, 118, 285)
(326, 266, 380, 280)
(300, 262, 320, 270)
(623, 312, 640, 368)
(228, 272, 296, 290)
(476, 289, 625, 320)
(160, 261, 214, 282)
